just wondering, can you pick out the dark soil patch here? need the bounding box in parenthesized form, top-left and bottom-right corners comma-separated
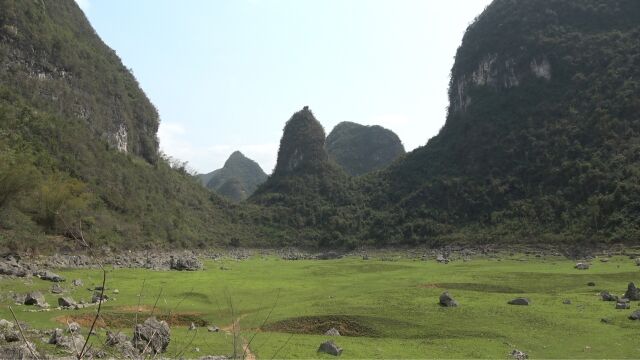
(55, 311, 208, 329)
(420, 282, 524, 293)
(263, 315, 379, 337)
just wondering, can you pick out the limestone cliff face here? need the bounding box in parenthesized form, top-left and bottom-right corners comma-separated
(273, 107, 329, 176)
(0, 0, 159, 163)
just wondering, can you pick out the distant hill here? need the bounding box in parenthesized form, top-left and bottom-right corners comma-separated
(326, 121, 405, 176)
(198, 151, 267, 202)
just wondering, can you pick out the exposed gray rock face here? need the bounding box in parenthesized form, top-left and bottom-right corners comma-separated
(317, 341, 342, 356)
(508, 298, 530, 306)
(325, 328, 341, 336)
(0, 255, 30, 277)
(133, 317, 171, 354)
(49, 328, 84, 352)
(24, 292, 48, 307)
(624, 282, 640, 301)
(439, 292, 459, 307)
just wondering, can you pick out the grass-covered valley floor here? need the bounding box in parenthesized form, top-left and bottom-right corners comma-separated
(1, 253, 640, 358)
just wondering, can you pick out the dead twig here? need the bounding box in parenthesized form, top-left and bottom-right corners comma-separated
(8, 306, 39, 360)
(242, 288, 281, 359)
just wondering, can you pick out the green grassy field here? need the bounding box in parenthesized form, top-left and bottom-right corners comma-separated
(1, 254, 640, 359)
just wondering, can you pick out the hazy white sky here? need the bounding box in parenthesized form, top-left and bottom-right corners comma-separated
(78, 0, 491, 174)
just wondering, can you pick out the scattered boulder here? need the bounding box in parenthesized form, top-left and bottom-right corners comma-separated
(113, 289, 120, 294)
(600, 291, 618, 302)
(189, 322, 197, 331)
(72, 279, 83, 287)
(562, 299, 572, 305)
(3, 331, 20, 342)
(207, 326, 220, 333)
(0, 341, 40, 359)
(601, 317, 613, 324)
(508, 298, 530, 306)
(436, 254, 450, 264)
(616, 302, 630, 309)
(105, 331, 129, 346)
(317, 341, 342, 356)
(325, 328, 341, 336)
(587, 282, 596, 287)
(575, 263, 590, 270)
(36, 270, 65, 282)
(58, 296, 77, 308)
(629, 310, 640, 320)
(91, 291, 108, 304)
(170, 256, 202, 271)
(24, 292, 48, 307)
(51, 284, 64, 294)
(133, 317, 170, 354)
(511, 349, 528, 360)
(439, 292, 459, 307)
(634, 258, 640, 266)
(600, 258, 610, 263)
(623, 282, 640, 301)
(67, 322, 81, 334)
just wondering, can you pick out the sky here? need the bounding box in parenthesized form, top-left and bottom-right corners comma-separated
(76, 0, 492, 174)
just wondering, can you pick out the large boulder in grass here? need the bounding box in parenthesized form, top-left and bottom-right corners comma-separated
(600, 291, 618, 302)
(169, 256, 202, 271)
(133, 317, 170, 354)
(629, 310, 640, 320)
(317, 341, 342, 356)
(439, 292, 459, 307)
(24, 292, 48, 307)
(36, 270, 65, 282)
(574, 263, 590, 270)
(58, 296, 77, 308)
(508, 298, 530, 306)
(624, 282, 640, 301)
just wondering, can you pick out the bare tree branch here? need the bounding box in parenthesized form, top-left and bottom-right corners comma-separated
(8, 306, 39, 360)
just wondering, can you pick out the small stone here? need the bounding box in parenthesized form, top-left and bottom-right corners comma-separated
(113, 289, 119, 294)
(439, 292, 459, 307)
(511, 349, 528, 360)
(616, 302, 630, 309)
(628, 310, 640, 320)
(325, 328, 340, 336)
(317, 341, 342, 356)
(67, 322, 81, 334)
(207, 326, 220, 332)
(72, 279, 83, 287)
(587, 282, 596, 287)
(575, 262, 590, 270)
(508, 298, 530, 306)
(189, 322, 196, 331)
(562, 299, 572, 305)
(601, 317, 612, 324)
(600, 291, 618, 302)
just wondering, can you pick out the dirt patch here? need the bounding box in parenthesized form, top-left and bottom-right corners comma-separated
(55, 311, 208, 329)
(419, 282, 524, 293)
(263, 315, 379, 337)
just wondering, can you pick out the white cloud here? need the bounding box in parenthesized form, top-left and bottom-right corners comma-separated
(75, 0, 90, 12)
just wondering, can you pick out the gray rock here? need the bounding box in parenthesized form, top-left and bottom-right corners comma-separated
(508, 298, 530, 306)
(616, 302, 630, 309)
(51, 284, 64, 294)
(635, 258, 640, 266)
(91, 291, 108, 304)
(601, 291, 618, 302)
(133, 317, 170, 354)
(439, 292, 459, 307)
(3, 331, 20, 342)
(624, 282, 640, 301)
(629, 310, 640, 320)
(317, 341, 342, 356)
(67, 322, 81, 334)
(106, 331, 129, 346)
(189, 322, 196, 331)
(36, 270, 65, 282)
(601, 317, 613, 324)
(436, 254, 450, 264)
(575, 262, 590, 270)
(325, 328, 341, 336)
(600, 258, 610, 262)
(58, 296, 77, 308)
(72, 279, 83, 287)
(587, 282, 596, 287)
(562, 299, 572, 305)
(24, 292, 48, 307)
(0, 319, 13, 330)
(0, 341, 39, 359)
(170, 256, 202, 271)
(511, 349, 528, 360)
(207, 326, 220, 332)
